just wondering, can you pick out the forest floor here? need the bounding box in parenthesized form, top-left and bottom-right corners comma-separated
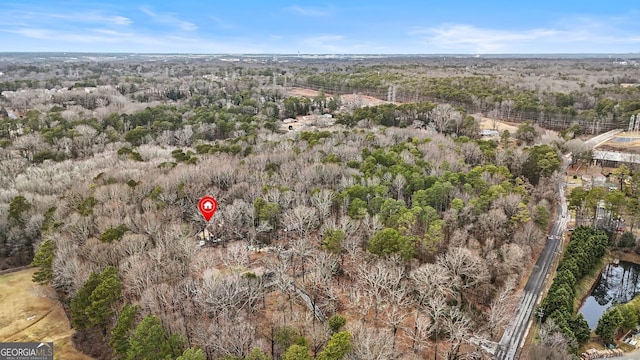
(0, 268, 93, 360)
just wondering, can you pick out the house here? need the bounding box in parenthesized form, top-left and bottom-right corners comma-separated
(580, 174, 607, 190)
(593, 174, 607, 187)
(479, 129, 500, 137)
(196, 228, 212, 241)
(593, 149, 640, 167)
(590, 132, 640, 168)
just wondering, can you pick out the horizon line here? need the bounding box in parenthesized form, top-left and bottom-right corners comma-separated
(1, 51, 640, 55)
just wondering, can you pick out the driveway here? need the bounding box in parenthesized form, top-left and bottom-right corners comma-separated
(620, 350, 640, 360)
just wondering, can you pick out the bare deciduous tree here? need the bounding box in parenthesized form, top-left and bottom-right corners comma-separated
(402, 311, 432, 356)
(382, 287, 411, 350)
(460, 142, 483, 166)
(491, 193, 524, 220)
(438, 247, 490, 292)
(476, 208, 509, 242)
(346, 323, 395, 360)
(51, 237, 84, 293)
(391, 173, 407, 201)
(425, 294, 448, 360)
(358, 214, 383, 245)
(210, 312, 258, 359)
(410, 263, 453, 303)
(430, 104, 460, 134)
(513, 221, 544, 246)
(283, 205, 319, 238)
(350, 288, 374, 324)
(310, 189, 334, 221)
(357, 260, 403, 326)
(486, 276, 517, 340)
(309, 250, 338, 283)
(221, 242, 251, 269)
(442, 307, 472, 360)
(222, 199, 252, 240)
(529, 318, 575, 360)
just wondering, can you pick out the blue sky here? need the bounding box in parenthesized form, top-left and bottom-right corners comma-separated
(1, 1, 640, 54)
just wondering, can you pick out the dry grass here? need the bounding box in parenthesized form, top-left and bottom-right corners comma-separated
(0, 268, 93, 360)
(286, 87, 524, 136)
(477, 116, 519, 133)
(287, 87, 391, 107)
(581, 339, 607, 352)
(565, 175, 584, 188)
(595, 131, 640, 154)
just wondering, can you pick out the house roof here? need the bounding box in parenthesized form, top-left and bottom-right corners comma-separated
(593, 149, 640, 164)
(479, 129, 499, 136)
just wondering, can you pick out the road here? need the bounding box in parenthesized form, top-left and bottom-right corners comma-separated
(584, 129, 623, 148)
(620, 350, 640, 360)
(495, 155, 570, 360)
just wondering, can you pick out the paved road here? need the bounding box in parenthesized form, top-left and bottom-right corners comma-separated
(584, 129, 623, 148)
(620, 350, 640, 360)
(495, 156, 570, 360)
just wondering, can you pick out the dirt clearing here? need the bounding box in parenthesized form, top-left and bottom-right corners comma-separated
(288, 87, 525, 134)
(287, 87, 392, 107)
(0, 268, 93, 360)
(477, 116, 519, 133)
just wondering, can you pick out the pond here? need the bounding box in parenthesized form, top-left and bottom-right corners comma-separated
(579, 261, 640, 329)
(612, 137, 639, 143)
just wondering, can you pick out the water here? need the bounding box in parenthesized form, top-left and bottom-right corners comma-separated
(579, 261, 640, 329)
(612, 137, 639, 143)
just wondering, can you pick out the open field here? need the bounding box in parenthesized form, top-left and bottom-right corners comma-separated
(288, 87, 391, 107)
(0, 268, 93, 360)
(477, 116, 519, 133)
(287, 87, 522, 133)
(595, 131, 640, 154)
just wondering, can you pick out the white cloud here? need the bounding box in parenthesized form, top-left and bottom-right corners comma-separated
(110, 16, 133, 26)
(2, 26, 267, 53)
(8, 27, 145, 44)
(140, 7, 197, 31)
(409, 16, 640, 53)
(287, 5, 332, 17)
(91, 29, 135, 37)
(410, 25, 563, 53)
(2, 9, 132, 28)
(50, 13, 133, 26)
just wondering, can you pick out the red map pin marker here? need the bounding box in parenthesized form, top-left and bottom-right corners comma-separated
(198, 196, 218, 222)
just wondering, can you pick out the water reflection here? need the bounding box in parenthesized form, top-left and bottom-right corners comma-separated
(579, 261, 640, 329)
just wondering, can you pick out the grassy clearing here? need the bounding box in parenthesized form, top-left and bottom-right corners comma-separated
(0, 268, 93, 360)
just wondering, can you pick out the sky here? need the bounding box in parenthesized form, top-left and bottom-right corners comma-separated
(1, 1, 640, 54)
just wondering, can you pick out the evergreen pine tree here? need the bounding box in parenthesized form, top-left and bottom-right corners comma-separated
(31, 239, 55, 285)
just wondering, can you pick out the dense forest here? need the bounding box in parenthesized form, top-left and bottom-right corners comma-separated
(0, 54, 638, 359)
